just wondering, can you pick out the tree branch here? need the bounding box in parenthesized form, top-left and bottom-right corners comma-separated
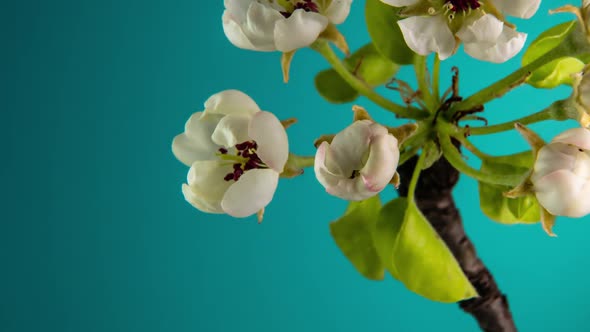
(397, 148, 517, 332)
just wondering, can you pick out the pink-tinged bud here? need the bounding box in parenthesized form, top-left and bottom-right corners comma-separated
(314, 120, 399, 201)
(531, 127, 590, 218)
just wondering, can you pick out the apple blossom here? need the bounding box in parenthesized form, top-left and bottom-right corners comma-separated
(380, 0, 539, 62)
(531, 127, 590, 218)
(314, 120, 399, 201)
(222, 0, 353, 53)
(172, 90, 289, 218)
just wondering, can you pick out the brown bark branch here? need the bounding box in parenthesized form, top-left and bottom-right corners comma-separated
(397, 152, 517, 332)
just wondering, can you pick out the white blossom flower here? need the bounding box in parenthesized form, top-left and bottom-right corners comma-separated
(172, 90, 289, 218)
(380, 0, 540, 62)
(531, 128, 590, 218)
(314, 120, 399, 201)
(222, 0, 353, 52)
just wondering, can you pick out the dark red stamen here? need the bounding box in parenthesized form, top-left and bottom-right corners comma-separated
(281, 0, 320, 18)
(223, 140, 267, 182)
(218, 147, 228, 154)
(447, 0, 480, 11)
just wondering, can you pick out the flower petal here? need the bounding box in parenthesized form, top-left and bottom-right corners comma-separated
(324, 120, 372, 176)
(380, 0, 421, 6)
(204, 89, 260, 116)
(249, 111, 289, 172)
(188, 160, 234, 203)
(221, 168, 279, 217)
(182, 184, 224, 214)
(314, 141, 343, 189)
(456, 14, 503, 44)
(534, 170, 590, 217)
(222, 11, 258, 50)
(325, 0, 353, 24)
(552, 127, 590, 150)
(493, 0, 541, 19)
(314, 142, 376, 201)
(182, 160, 234, 213)
(274, 10, 328, 52)
(398, 16, 456, 60)
(172, 112, 222, 166)
(463, 26, 526, 63)
(360, 132, 399, 193)
(242, 1, 285, 50)
(211, 114, 252, 148)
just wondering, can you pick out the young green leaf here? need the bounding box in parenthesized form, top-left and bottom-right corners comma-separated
(478, 152, 540, 224)
(315, 43, 399, 103)
(330, 196, 385, 281)
(374, 198, 477, 303)
(365, 0, 415, 65)
(522, 21, 590, 88)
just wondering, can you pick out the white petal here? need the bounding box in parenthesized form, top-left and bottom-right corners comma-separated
(187, 161, 234, 204)
(456, 14, 503, 44)
(249, 111, 289, 172)
(534, 170, 590, 217)
(325, 0, 353, 24)
(182, 184, 224, 214)
(380, 0, 420, 6)
(463, 26, 526, 63)
(221, 169, 279, 217)
(204, 89, 260, 116)
(398, 16, 456, 60)
(493, 0, 541, 19)
(360, 132, 399, 193)
(242, 1, 285, 50)
(211, 114, 252, 148)
(182, 161, 235, 213)
(172, 112, 222, 166)
(222, 11, 258, 50)
(324, 120, 374, 176)
(314, 142, 338, 189)
(223, 0, 252, 20)
(532, 143, 578, 182)
(274, 10, 328, 52)
(552, 127, 590, 150)
(314, 142, 377, 201)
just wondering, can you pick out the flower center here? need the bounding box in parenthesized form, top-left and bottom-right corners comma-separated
(445, 0, 481, 12)
(280, 0, 320, 18)
(218, 141, 268, 182)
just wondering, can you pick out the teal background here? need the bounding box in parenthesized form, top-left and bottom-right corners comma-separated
(3, 0, 590, 331)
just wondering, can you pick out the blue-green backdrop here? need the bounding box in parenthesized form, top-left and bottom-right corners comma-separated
(3, 0, 590, 331)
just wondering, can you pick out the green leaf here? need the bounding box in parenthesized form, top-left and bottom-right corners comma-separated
(315, 43, 399, 103)
(374, 198, 477, 303)
(315, 70, 359, 103)
(330, 196, 385, 280)
(478, 152, 540, 224)
(365, 0, 415, 65)
(523, 21, 590, 88)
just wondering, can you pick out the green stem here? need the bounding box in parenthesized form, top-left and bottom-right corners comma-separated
(439, 133, 523, 186)
(456, 30, 590, 111)
(407, 147, 426, 202)
(414, 55, 436, 111)
(433, 55, 440, 102)
(451, 133, 492, 161)
(288, 154, 315, 168)
(468, 99, 574, 135)
(312, 41, 428, 120)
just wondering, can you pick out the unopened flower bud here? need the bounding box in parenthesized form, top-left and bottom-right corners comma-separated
(531, 127, 590, 218)
(314, 120, 399, 201)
